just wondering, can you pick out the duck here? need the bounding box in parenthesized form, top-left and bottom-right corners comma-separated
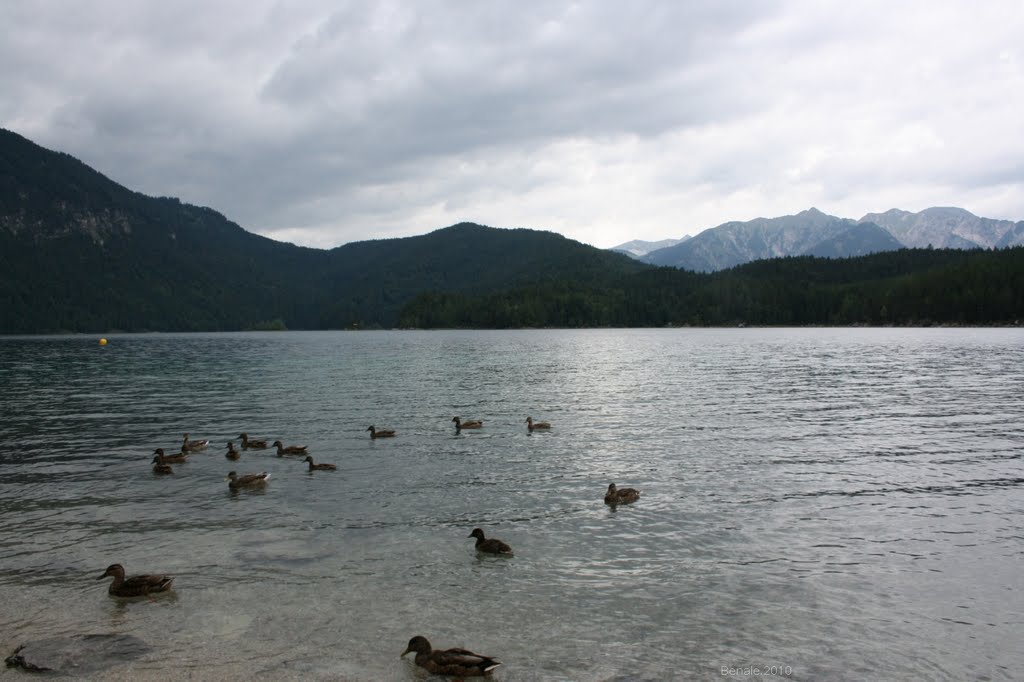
(97, 563, 174, 598)
(303, 455, 337, 471)
(272, 440, 308, 456)
(152, 460, 174, 475)
(604, 482, 641, 505)
(400, 635, 501, 677)
(152, 448, 188, 464)
(226, 471, 270, 489)
(452, 416, 483, 430)
(225, 441, 241, 461)
(366, 425, 396, 439)
(468, 528, 513, 556)
(182, 433, 210, 452)
(526, 416, 551, 430)
(239, 433, 269, 449)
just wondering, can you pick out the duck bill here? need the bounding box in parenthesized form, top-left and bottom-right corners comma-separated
(400, 647, 412, 658)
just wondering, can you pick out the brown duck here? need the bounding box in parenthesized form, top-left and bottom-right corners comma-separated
(182, 433, 210, 451)
(303, 456, 336, 471)
(226, 471, 270, 489)
(452, 416, 483, 430)
(526, 416, 551, 430)
(152, 459, 174, 475)
(239, 433, 268, 449)
(604, 482, 641, 505)
(400, 635, 501, 677)
(152, 448, 188, 464)
(272, 440, 308, 456)
(468, 528, 513, 556)
(225, 442, 241, 460)
(366, 425, 396, 438)
(97, 563, 174, 598)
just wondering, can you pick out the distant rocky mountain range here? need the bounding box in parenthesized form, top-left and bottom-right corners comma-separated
(609, 237, 689, 257)
(611, 207, 1024, 272)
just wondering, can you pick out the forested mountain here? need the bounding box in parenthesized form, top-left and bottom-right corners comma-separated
(2, 128, 1021, 333)
(0, 129, 644, 332)
(1, 128, 325, 332)
(314, 223, 647, 329)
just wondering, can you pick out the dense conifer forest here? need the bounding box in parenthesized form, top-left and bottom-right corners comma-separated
(397, 247, 1024, 328)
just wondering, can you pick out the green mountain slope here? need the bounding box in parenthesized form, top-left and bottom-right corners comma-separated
(1, 129, 327, 332)
(0, 129, 647, 332)
(317, 222, 647, 327)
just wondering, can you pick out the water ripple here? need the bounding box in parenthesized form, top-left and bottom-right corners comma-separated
(0, 329, 1022, 680)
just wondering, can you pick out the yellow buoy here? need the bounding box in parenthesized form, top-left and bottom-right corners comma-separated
(99, 338, 108, 346)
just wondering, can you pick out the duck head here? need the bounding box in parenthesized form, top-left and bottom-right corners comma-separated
(97, 563, 124, 580)
(401, 635, 431, 657)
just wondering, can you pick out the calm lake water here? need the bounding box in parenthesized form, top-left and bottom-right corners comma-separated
(0, 329, 1021, 681)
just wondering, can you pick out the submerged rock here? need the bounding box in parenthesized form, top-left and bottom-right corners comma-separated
(5, 633, 151, 674)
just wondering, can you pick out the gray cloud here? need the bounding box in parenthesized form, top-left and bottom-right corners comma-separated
(2, 0, 1022, 248)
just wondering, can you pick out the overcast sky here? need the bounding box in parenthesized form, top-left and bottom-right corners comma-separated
(3, 1, 1022, 249)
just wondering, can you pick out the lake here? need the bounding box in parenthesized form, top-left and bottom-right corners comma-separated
(0, 328, 1021, 680)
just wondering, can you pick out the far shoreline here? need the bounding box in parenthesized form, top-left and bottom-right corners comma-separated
(2, 322, 1023, 339)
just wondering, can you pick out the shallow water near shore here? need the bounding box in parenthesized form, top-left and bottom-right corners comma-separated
(0, 328, 1022, 680)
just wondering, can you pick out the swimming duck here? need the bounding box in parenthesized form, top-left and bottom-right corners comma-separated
(452, 416, 483, 430)
(226, 471, 270, 489)
(526, 416, 551, 430)
(97, 563, 174, 598)
(303, 456, 336, 471)
(152, 460, 174, 475)
(225, 442, 241, 460)
(468, 528, 513, 556)
(182, 433, 210, 451)
(400, 635, 501, 677)
(272, 440, 308, 456)
(152, 448, 188, 464)
(366, 425, 396, 438)
(239, 433, 269, 449)
(604, 482, 641, 505)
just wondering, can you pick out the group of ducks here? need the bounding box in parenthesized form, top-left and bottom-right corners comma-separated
(117, 416, 640, 677)
(149, 432, 337, 486)
(150, 417, 554, 479)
